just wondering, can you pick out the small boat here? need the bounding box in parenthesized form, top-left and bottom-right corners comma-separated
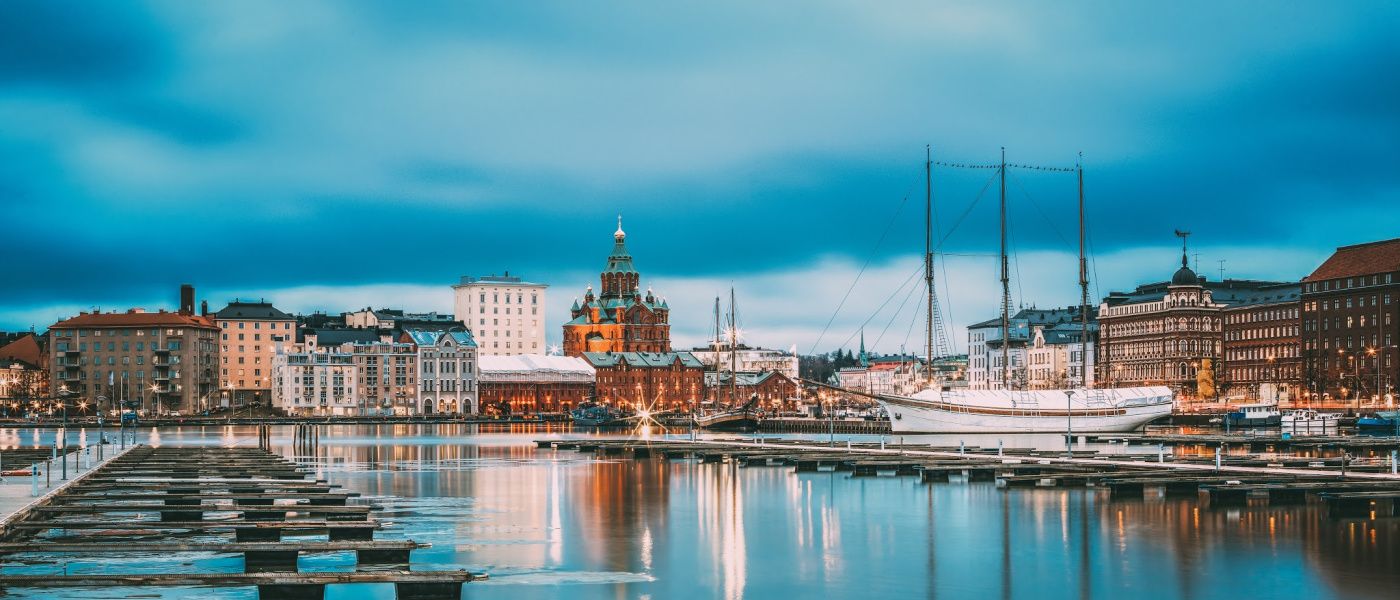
(1356, 414, 1398, 430)
(570, 402, 625, 427)
(694, 407, 762, 432)
(1281, 409, 1339, 433)
(1226, 402, 1281, 427)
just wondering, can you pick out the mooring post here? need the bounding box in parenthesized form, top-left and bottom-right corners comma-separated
(880, 436, 885, 451)
(998, 439, 1003, 457)
(959, 440, 965, 456)
(1158, 444, 1165, 464)
(1214, 445, 1221, 472)
(1391, 450, 1397, 475)
(31, 462, 38, 497)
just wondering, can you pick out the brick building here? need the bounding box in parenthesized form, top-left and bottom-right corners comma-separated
(1097, 242, 1292, 399)
(1221, 284, 1302, 401)
(0, 334, 49, 410)
(478, 354, 595, 415)
(582, 351, 703, 411)
(563, 219, 671, 356)
(1301, 238, 1400, 403)
(49, 285, 220, 414)
(705, 370, 798, 411)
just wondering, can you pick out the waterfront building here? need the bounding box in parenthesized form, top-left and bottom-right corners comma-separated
(478, 354, 595, 414)
(582, 351, 703, 411)
(346, 340, 418, 415)
(343, 308, 462, 332)
(401, 329, 480, 414)
(271, 342, 359, 416)
(1221, 284, 1302, 401)
(1097, 241, 1293, 399)
(0, 333, 49, 406)
(452, 273, 548, 356)
(48, 285, 220, 414)
(1301, 238, 1400, 403)
(688, 344, 799, 379)
(704, 370, 799, 411)
(563, 220, 672, 356)
(212, 300, 295, 409)
(967, 306, 1092, 390)
(1025, 324, 1097, 390)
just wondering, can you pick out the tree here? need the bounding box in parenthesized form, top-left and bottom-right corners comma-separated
(1197, 359, 1216, 399)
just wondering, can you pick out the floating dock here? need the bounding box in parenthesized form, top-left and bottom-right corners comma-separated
(537, 437, 1400, 519)
(0, 444, 484, 599)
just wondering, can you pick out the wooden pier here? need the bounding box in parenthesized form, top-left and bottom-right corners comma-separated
(0, 445, 484, 599)
(537, 437, 1400, 520)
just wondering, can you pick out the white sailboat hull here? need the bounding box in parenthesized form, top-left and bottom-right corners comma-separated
(875, 386, 1174, 434)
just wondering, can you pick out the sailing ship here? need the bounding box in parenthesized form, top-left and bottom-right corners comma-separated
(694, 290, 763, 432)
(872, 148, 1174, 433)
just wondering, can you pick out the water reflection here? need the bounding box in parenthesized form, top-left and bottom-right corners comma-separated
(0, 425, 1396, 599)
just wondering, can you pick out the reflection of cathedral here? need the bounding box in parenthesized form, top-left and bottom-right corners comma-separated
(563, 218, 672, 357)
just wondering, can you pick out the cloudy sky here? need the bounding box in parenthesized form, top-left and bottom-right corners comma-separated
(3, 1, 1397, 355)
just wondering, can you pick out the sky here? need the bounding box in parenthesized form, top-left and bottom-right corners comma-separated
(2, 1, 1398, 355)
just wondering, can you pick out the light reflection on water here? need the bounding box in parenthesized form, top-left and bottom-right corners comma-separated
(0, 424, 1397, 599)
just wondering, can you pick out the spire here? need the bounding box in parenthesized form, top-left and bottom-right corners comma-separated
(859, 329, 868, 367)
(615, 214, 625, 242)
(603, 217, 637, 276)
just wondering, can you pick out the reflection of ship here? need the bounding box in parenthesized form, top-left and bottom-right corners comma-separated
(1226, 401, 1282, 427)
(870, 148, 1174, 433)
(571, 402, 626, 427)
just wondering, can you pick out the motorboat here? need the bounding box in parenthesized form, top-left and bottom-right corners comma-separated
(1226, 402, 1281, 427)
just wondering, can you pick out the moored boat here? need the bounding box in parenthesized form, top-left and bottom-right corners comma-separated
(876, 386, 1173, 434)
(570, 402, 625, 427)
(1281, 409, 1339, 433)
(1226, 401, 1282, 427)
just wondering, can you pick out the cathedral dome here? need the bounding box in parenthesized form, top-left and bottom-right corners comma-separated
(1171, 264, 1198, 285)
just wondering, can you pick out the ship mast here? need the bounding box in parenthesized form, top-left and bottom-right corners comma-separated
(999, 147, 1010, 390)
(729, 287, 738, 408)
(926, 146, 934, 386)
(1078, 153, 1091, 390)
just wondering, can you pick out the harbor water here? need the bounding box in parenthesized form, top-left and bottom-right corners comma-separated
(1, 424, 1397, 599)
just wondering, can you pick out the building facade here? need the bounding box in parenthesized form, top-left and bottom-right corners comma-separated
(1301, 238, 1400, 403)
(1221, 284, 1302, 401)
(452, 273, 548, 356)
(1025, 324, 1097, 390)
(49, 285, 220, 414)
(213, 300, 295, 408)
(704, 371, 799, 411)
(402, 329, 480, 414)
(478, 354, 595, 414)
(582, 351, 703, 412)
(346, 340, 418, 415)
(272, 344, 360, 416)
(967, 307, 1092, 390)
(688, 345, 800, 379)
(564, 220, 671, 356)
(0, 334, 49, 411)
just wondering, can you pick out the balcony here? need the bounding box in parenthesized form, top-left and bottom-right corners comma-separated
(59, 371, 80, 381)
(62, 348, 80, 355)
(153, 347, 172, 354)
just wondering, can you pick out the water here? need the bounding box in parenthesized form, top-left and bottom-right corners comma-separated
(2, 424, 1397, 599)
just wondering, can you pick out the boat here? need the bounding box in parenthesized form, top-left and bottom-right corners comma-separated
(1226, 401, 1282, 427)
(694, 290, 764, 433)
(1280, 409, 1339, 433)
(1355, 413, 1397, 430)
(570, 402, 625, 427)
(870, 148, 1175, 433)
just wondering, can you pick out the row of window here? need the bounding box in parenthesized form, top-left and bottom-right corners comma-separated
(1304, 294, 1393, 312)
(1226, 308, 1299, 324)
(220, 321, 293, 330)
(478, 292, 539, 305)
(1304, 273, 1395, 293)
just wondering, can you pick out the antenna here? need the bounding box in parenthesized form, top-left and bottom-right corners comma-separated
(1217, 259, 1226, 281)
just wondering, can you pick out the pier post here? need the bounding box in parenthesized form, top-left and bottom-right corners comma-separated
(30, 463, 37, 497)
(1214, 446, 1221, 472)
(959, 441, 965, 456)
(1158, 444, 1165, 464)
(1391, 450, 1396, 475)
(998, 440, 1003, 457)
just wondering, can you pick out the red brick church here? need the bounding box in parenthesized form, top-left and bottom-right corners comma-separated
(563, 218, 672, 356)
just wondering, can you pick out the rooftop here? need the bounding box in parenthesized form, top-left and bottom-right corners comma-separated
(1304, 237, 1400, 282)
(52, 310, 218, 330)
(212, 301, 293, 321)
(479, 354, 595, 375)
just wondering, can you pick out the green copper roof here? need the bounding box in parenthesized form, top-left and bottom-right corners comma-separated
(603, 216, 637, 274)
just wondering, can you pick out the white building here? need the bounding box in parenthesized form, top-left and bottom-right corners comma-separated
(1025, 325, 1097, 390)
(689, 344, 799, 379)
(272, 343, 360, 416)
(404, 329, 480, 414)
(452, 273, 548, 356)
(967, 307, 1094, 390)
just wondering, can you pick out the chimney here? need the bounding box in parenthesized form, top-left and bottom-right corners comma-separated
(180, 284, 195, 315)
(201, 300, 209, 316)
